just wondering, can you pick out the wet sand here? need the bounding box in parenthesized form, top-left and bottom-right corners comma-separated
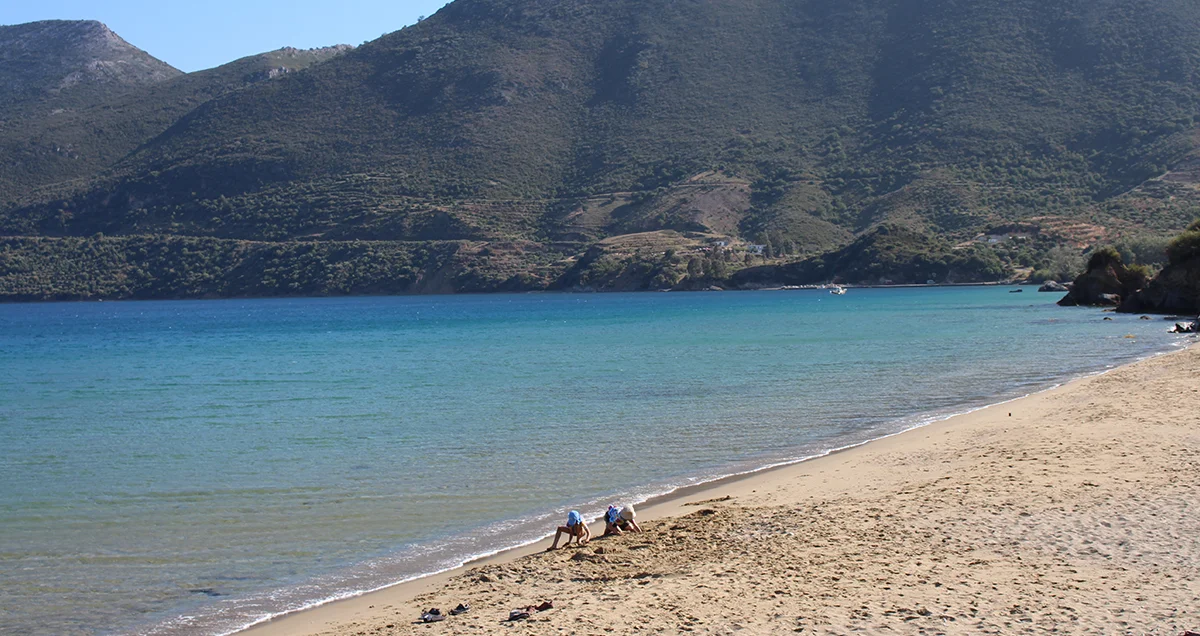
(245, 342, 1200, 635)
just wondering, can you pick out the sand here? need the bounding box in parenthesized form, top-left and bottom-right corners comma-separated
(245, 342, 1200, 635)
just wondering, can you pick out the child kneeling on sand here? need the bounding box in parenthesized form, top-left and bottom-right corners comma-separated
(548, 510, 589, 550)
(617, 505, 642, 533)
(604, 504, 643, 535)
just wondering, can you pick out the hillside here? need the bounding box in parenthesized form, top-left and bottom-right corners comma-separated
(5, 0, 1200, 299)
(728, 223, 1010, 287)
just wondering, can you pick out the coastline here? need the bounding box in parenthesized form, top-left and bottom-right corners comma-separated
(0, 281, 1041, 305)
(241, 340, 1199, 636)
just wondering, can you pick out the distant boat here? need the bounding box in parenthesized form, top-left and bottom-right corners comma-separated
(830, 286, 847, 295)
(1009, 288, 1023, 293)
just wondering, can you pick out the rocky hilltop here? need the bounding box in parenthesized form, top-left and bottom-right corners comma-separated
(0, 30, 351, 209)
(5, 1, 1200, 300)
(0, 20, 181, 112)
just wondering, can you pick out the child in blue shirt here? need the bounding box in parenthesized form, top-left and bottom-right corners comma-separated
(548, 510, 590, 550)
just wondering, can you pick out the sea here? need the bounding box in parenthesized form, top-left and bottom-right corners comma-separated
(0, 287, 1188, 635)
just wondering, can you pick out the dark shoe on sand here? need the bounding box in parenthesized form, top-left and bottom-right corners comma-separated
(535, 601, 553, 611)
(450, 603, 470, 615)
(507, 609, 531, 621)
(421, 608, 445, 623)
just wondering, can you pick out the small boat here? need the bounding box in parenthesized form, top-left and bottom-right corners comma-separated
(829, 286, 847, 295)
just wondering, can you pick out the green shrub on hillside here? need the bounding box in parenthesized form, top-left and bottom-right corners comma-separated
(1116, 235, 1171, 267)
(1166, 230, 1200, 265)
(1125, 263, 1154, 283)
(739, 224, 1012, 285)
(1086, 246, 1124, 271)
(1029, 246, 1085, 283)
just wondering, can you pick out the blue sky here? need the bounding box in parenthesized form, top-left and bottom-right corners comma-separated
(1, 0, 452, 72)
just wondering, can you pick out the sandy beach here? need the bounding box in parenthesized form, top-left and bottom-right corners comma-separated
(246, 342, 1199, 636)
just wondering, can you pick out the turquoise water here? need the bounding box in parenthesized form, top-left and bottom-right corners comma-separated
(0, 288, 1185, 635)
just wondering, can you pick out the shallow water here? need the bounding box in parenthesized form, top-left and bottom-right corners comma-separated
(0, 288, 1184, 635)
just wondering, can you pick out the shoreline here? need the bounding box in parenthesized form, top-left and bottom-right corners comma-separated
(4, 281, 1044, 306)
(239, 339, 1196, 636)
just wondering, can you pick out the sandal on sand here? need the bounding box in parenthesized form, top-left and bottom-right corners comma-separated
(535, 600, 553, 611)
(450, 603, 470, 615)
(507, 609, 531, 621)
(421, 608, 445, 623)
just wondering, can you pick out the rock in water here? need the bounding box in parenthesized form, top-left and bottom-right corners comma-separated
(1038, 281, 1069, 292)
(1168, 319, 1199, 333)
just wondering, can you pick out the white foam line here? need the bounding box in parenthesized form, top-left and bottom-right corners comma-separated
(206, 535, 552, 636)
(202, 339, 1189, 636)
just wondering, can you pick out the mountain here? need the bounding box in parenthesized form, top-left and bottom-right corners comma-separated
(5, 0, 1200, 300)
(0, 22, 351, 206)
(0, 20, 180, 114)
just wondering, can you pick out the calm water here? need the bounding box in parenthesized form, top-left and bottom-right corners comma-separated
(0, 288, 1185, 635)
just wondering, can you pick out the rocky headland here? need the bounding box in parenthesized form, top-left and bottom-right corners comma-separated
(1118, 222, 1200, 315)
(1059, 223, 1200, 316)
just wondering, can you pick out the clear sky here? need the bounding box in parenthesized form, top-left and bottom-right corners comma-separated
(0, 0, 452, 72)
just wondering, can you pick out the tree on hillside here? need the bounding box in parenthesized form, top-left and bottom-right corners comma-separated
(708, 257, 728, 279)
